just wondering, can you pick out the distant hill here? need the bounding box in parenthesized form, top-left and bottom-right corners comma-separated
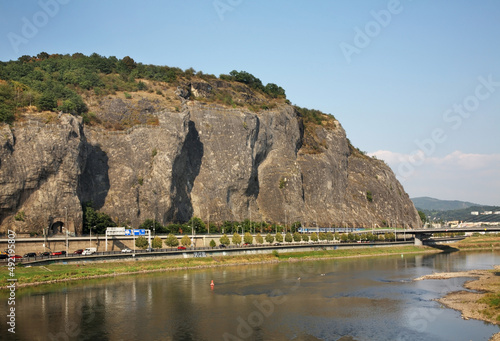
(411, 197, 481, 211)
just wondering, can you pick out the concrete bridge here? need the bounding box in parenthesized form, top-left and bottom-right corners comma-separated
(405, 226, 500, 245)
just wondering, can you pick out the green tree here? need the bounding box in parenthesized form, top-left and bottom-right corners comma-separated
(165, 234, 179, 247)
(151, 236, 162, 249)
(82, 202, 116, 234)
(418, 210, 427, 223)
(302, 234, 309, 242)
(285, 232, 293, 243)
(265, 233, 274, 244)
(139, 219, 168, 234)
(311, 232, 318, 242)
(220, 234, 230, 246)
(244, 232, 253, 245)
(232, 233, 242, 245)
(366, 232, 375, 242)
(291, 221, 302, 233)
(334, 232, 341, 241)
(255, 233, 264, 245)
(187, 217, 206, 234)
(37, 93, 57, 111)
(135, 236, 148, 249)
(0, 82, 15, 123)
(326, 232, 334, 242)
(209, 239, 216, 248)
(347, 233, 355, 242)
(181, 235, 191, 247)
(275, 232, 283, 243)
(293, 232, 302, 242)
(341, 234, 348, 243)
(318, 232, 326, 241)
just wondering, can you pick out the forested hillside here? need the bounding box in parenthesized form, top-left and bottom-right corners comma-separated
(0, 52, 287, 125)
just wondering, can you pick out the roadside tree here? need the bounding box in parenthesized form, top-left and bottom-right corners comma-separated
(135, 236, 148, 249)
(326, 232, 334, 242)
(220, 234, 230, 246)
(232, 233, 242, 246)
(181, 235, 191, 247)
(318, 232, 326, 241)
(151, 236, 162, 249)
(255, 233, 264, 245)
(165, 234, 179, 248)
(244, 232, 253, 245)
(285, 233, 293, 243)
(310, 232, 318, 242)
(265, 233, 274, 244)
(293, 232, 302, 242)
(275, 232, 283, 243)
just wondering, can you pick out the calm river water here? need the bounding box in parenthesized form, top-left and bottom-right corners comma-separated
(2, 250, 500, 341)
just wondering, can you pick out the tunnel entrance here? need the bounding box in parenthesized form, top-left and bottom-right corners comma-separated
(50, 221, 64, 235)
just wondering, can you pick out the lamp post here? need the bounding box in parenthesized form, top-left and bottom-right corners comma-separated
(64, 207, 68, 254)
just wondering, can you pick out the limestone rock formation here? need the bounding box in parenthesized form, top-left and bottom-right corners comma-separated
(0, 103, 421, 235)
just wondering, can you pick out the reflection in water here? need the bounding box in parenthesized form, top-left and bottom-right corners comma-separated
(1, 250, 499, 340)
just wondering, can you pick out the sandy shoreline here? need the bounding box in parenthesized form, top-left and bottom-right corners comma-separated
(415, 266, 500, 340)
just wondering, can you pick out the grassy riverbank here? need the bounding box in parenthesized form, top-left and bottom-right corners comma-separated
(1, 236, 498, 288)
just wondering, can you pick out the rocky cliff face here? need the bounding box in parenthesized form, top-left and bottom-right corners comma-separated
(0, 103, 421, 234)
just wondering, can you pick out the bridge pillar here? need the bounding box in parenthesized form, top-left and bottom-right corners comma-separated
(414, 233, 424, 246)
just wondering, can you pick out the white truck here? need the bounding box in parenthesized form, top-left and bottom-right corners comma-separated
(82, 247, 96, 255)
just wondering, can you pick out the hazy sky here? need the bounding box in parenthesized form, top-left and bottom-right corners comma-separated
(1, 0, 499, 205)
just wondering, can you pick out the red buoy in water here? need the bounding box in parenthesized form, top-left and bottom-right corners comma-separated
(210, 280, 214, 287)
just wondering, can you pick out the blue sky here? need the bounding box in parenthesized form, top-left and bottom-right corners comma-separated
(1, 0, 499, 205)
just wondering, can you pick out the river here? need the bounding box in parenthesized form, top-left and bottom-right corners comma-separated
(2, 250, 499, 340)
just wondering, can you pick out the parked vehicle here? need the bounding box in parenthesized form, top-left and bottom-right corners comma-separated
(145, 247, 155, 252)
(51, 251, 66, 256)
(177, 246, 186, 250)
(73, 249, 84, 254)
(40, 251, 51, 257)
(219, 244, 226, 248)
(121, 248, 132, 253)
(82, 247, 96, 255)
(23, 252, 37, 258)
(0, 254, 8, 259)
(9, 255, 23, 259)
